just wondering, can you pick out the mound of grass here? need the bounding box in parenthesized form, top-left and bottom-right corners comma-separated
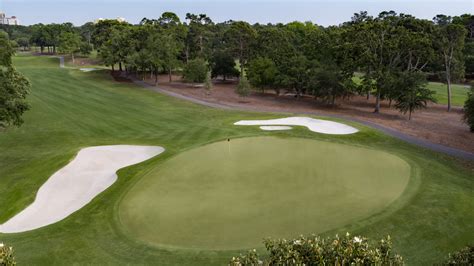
(120, 137, 410, 249)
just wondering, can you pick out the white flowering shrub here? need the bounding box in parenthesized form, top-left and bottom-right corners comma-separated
(230, 233, 403, 266)
(445, 245, 473, 265)
(0, 242, 15, 266)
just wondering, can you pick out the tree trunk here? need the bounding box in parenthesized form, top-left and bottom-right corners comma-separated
(445, 54, 452, 112)
(374, 91, 381, 113)
(112, 65, 115, 72)
(168, 69, 172, 82)
(155, 71, 158, 86)
(71, 53, 75, 64)
(366, 91, 370, 100)
(389, 98, 392, 108)
(119, 62, 123, 72)
(409, 109, 412, 120)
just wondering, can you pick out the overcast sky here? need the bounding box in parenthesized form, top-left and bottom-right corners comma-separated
(1, 0, 473, 26)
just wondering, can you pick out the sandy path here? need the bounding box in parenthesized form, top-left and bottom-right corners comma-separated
(0, 145, 164, 233)
(236, 117, 358, 135)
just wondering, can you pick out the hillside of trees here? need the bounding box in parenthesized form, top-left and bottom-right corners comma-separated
(1, 12, 473, 124)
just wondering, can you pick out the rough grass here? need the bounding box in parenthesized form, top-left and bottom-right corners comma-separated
(0, 56, 472, 265)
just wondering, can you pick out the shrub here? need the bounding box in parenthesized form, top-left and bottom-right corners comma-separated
(204, 71, 213, 94)
(463, 85, 474, 132)
(0, 242, 16, 266)
(445, 245, 474, 265)
(235, 74, 251, 98)
(182, 58, 208, 84)
(230, 233, 403, 266)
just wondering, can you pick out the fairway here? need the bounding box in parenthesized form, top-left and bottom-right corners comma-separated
(120, 137, 410, 249)
(0, 56, 472, 265)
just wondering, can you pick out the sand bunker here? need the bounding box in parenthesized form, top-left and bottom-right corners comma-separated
(79, 68, 99, 72)
(260, 126, 292, 131)
(0, 145, 164, 233)
(235, 117, 358, 135)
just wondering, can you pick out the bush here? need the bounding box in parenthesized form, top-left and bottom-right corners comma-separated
(0, 242, 16, 266)
(235, 74, 251, 98)
(445, 245, 474, 265)
(183, 58, 208, 84)
(230, 233, 403, 266)
(463, 85, 474, 132)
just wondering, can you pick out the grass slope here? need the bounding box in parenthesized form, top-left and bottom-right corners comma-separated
(0, 55, 472, 265)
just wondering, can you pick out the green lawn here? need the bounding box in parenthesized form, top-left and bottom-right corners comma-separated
(0, 55, 472, 265)
(120, 137, 410, 250)
(427, 82, 470, 106)
(352, 74, 469, 106)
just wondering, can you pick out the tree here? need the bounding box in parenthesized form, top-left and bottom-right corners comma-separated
(225, 21, 256, 74)
(0, 242, 16, 266)
(247, 57, 278, 93)
(394, 72, 435, 120)
(210, 50, 240, 80)
(230, 233, 403, 265)
(17, 37, 29, 51)
(352, 12, 406, 113)
(312, 64, 355, 105)
(0, 31, 30, 129)
(463, 84, 474, 132)
(182, 58, 208, 84)
(159, 32, 182, 82)
(434, 20, 467, 111)
(204, 71, 212, 94)
(185, 13, 214, 60)
(58, 31, 81, 63)
(235, 73, 251, 98)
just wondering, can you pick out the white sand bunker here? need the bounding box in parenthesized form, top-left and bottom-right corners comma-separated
(260, 126, 292, 131)
(0, 145, 164, 233)
(235, 117, 358, 135)
(79, 68, 98, 72)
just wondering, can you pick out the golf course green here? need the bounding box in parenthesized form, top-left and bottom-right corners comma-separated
(120, 137, 410, 249)
(0, 55, 472, 265)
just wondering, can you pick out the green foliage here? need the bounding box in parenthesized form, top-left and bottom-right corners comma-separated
(210, 51, 240, 80)
(312, 64, 355, 105)
(463, 85, 474, 132)
(182, 58, 208, 83)
(79, 42, 92, 56)
(0, 242, 16, 266)
(0, 32, 30, 129)
(235, 74, 251, 98)
(225, 21, 257, 72)
(230, 233, 403, 265)
(247, 57, 278, 93)
(445, 245, 474, 265)
(58, 31, 82, 61)
(394, 72, 435, 120)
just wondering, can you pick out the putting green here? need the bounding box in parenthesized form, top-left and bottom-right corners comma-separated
(119, 137, 410, 250)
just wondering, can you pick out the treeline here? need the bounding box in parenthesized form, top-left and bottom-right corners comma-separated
(2, 12, 474, 119)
